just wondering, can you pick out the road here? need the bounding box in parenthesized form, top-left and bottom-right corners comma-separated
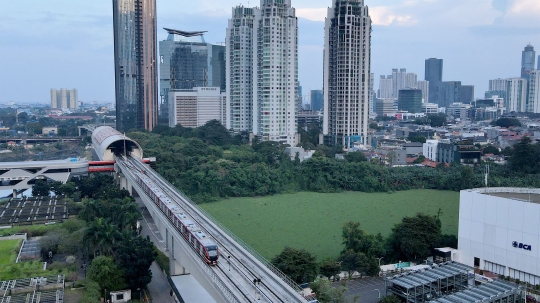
(332, 277, 386, 303)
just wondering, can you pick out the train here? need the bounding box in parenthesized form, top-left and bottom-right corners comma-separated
(134, 170, 219, 265)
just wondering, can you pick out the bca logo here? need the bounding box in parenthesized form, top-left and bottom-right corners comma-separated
(512, 241, 532, 251)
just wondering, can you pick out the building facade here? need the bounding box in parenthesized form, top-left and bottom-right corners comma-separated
(425, 58, 443, 105)
(159, 29, 225, 125)
(226, 1, 299, 146)
(323, 0, 371, 148)
(376, 99, 395, 116)
(398, 89, 422, 113)
(438, 140, 481, 165)
(529, 70, 540, 113)
(417, 80, 429, 103)
(168, 87, 225, 128)
(506, 78, 527, 112)
(422, 103, 438, 115)
(113, 0, 158, 132)
(379, 75, 393, 99)
(310, 90, 323, 111)
(490, 78, 507, 92)
(50, 89, 78, 109)
(460, 85, 474, 104)
(459, 188, 540, 283)
(392, 68, 407, 98)
(423, 140, 439, 162)
(439, 81, 461, 108)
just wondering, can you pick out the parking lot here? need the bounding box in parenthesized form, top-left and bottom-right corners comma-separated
(332, 276, 386, 303)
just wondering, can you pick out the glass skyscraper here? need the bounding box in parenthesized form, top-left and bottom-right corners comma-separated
(323, 0, 372, 148)
(521, 44, 535, 81)
(113, 0, 158, 132)
(159, 29, 225, 125)
(425, 58, 443, 106)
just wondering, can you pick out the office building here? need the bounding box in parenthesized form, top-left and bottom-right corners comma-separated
(425, 58, 443, 105)
(423, 140, 439, 162)
(528, 70, 540, 113)
(113, 0, 158, 132)
(379, 75, 393, 99)
(405, 73, 418, 89)
(506, 78, 527, 112)
(417, 80, 429, 103)
(159, 29, 225, 125)
(459, 187, 540, 282)
(310, 90, 323, 112)
(422, 103, 438, 115)
(447, 102, 471, 119)
(460, 85, 474, 104)
(169, 87, 225, 128)
(398, 89, 422, 113)
(323, 0, 372, 148)
(522, 44, 536, 81)
(226, 1, 299, 145)
(439, 81, 461, 108)
(50, 89, 78, 109)
(375, 99, 395, 116)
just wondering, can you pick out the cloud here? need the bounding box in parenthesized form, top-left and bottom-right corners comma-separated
(370, 6, 415, 26)
(296, 8, 327, 21)
(508, 0, 540, 16)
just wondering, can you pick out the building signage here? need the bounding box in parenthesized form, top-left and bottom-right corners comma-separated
(512, 241, 532, 251)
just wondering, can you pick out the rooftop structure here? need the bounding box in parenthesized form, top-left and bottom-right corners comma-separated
(0, 275, 65, 303)
(163, 28, 207, 37)
(429, 280, 522, 303)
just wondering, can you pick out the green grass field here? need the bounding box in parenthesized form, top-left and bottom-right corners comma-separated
(200, 190, 459, 260)
(0, 239, 22, 266)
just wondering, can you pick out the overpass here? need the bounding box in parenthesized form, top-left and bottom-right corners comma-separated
(91, 126, 315, 303)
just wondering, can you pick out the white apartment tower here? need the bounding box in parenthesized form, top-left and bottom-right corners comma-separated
(379, 75, 393, 99)
(226, 0, 299, 146)
(528, 70, 540, 113)
(417, 80, 429, 103)
(51, 88, 78, 109)
(506, 78, 527, 112)
(323, 0, 371, 148)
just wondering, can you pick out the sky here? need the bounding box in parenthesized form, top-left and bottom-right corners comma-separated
(0, 0, 539, 104)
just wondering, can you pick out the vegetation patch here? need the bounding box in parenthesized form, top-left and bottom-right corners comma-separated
(0, 239, 22, 266)
(201, 190, 459, 260)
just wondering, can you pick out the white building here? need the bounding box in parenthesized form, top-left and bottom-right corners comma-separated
(506, 78, 527, 112)
(168, 87, 225, 128)
(489, 78, 507, 92)
(379, 76, 393, 99)
(51, 88, 78, 109)
(417, 80, 429, 103)
(226, 1, 299, 146)
(422, 103, 438, 115)
(323, 0, 372, 148)
(405, 72, 418, 89)
(528, 70, 540, 113)
(447, 102, 471, 119)
(459, 188, 540, 283)
(423, 140, 439, 161)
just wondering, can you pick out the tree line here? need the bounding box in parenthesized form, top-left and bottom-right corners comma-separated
(127, 121, 540, 203)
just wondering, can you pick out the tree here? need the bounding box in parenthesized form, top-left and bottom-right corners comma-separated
(386, 213, 441, 262)
(408, 136, 426, 144)
(32, 180, 50, 197)
(87, 256, 127, 293)
(379, 295, 401, 303)
(271, 247, 318, 283)
(491, 118, 521, 128)
(319, 258, 341, 281)
(309, 279, 347, 303)
(114, 234, 157, 290)
(344, 152, 367, 163)
(84, 217, 122, 256)
(339, 250, 369, 278)
(508, 137, 540, 174)
(341, 221, 365, 253)
(482, 145, 499, 155)
(413, 155, 426, 164)
(81, 280, 101, 303)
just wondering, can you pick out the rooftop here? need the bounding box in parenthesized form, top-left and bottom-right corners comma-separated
(163, 28, 207, 37)
(473, 188, 540, 204)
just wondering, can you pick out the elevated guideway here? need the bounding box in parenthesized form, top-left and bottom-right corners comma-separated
(89, 126, 314, 302)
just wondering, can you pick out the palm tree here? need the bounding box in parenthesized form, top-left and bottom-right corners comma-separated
(84, 217, 121, 257)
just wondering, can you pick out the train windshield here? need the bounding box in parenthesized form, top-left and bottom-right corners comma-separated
(207, 245, 218, 257)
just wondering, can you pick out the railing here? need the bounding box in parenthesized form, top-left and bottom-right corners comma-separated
(131, 158, 307, 297)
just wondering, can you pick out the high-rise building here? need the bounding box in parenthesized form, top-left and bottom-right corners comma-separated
(521, 44, 535, 81)
(528, 70, 540, 113)
(489, 78, 507, 91)
(425, 58, 443, 105)
(50, 89, 78, 109)
(417, 80, 429, 103)
(113, 0, 158, 132)
(226, 1, 299, 146)
(398, 89, 423, 113)
(438, 81, 461, 108)
(323, 0, 371, 148)
(405, 73, 418, 89)
(392, 68, 407, 98)
(506, 78, 527, 112)
(369, 73, 375, 115)
(159, 29, 225, 125)
(310, 90, 323, 112)
(379, 75, 393, 99)
(460, 85, 474, 104)
(169, 87, 226, 128)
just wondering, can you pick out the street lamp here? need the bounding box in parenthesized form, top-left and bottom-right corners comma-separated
(375, 289, 381, 299)
(374, 257, 384, 267)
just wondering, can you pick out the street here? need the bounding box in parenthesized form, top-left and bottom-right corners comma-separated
(332, 277, 386, 303)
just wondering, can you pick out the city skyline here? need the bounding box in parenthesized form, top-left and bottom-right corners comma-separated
(0, 0, 539, 103)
